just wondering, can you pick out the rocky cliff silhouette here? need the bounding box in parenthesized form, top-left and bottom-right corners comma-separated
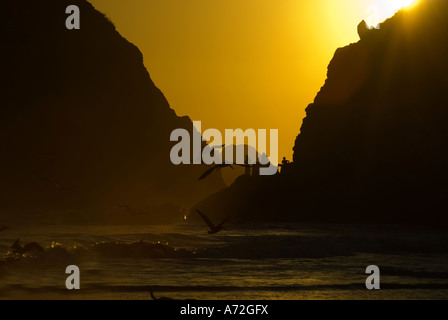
(0, 0, 224, 223)
(194, 0, 448, 225)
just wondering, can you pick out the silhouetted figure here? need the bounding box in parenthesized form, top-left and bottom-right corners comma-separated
(279, 157, 292, 173)
(196, 210, 229, 234)
(11, 239, 44, 254)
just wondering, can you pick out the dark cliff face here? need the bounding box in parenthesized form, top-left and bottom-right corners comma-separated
(294, 0, 448, 174)
(194, 0, 448, 225)
(0, 0, 224, 223)
(290, 0, 448, 223)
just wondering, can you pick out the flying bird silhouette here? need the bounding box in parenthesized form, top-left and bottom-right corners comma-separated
(0, 225, 9, 232)
(198, 162, 257, 181)
(198, 163, 234, 181)
(196, 210, 229, 234)
(31, 172, 63, 191)
(201, 144, 226, 159)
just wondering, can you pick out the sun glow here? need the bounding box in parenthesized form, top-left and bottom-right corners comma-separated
(379, 0, 418, 15)
(366, 0, 418, 28)
(384, 0, 418, 12)
(90, 0, 422, 161)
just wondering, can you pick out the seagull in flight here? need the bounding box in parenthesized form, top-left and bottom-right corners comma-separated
(198, 161, 254, 181)
(198, 163, 234, 181)
(31, 172, 63, 191)
(196, 210, 229, 234)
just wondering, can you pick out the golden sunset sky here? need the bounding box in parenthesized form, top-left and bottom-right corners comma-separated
(89, 0, 418, 161)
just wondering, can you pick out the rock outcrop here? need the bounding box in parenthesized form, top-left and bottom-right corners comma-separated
(195, 0, 448, 225)
(0, 0, 224, 223)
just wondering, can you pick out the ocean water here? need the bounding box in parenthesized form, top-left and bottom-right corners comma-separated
(0, 221, 447, 300)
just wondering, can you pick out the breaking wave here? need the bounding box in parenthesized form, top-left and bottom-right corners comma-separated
(1, 231, 448, 268)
